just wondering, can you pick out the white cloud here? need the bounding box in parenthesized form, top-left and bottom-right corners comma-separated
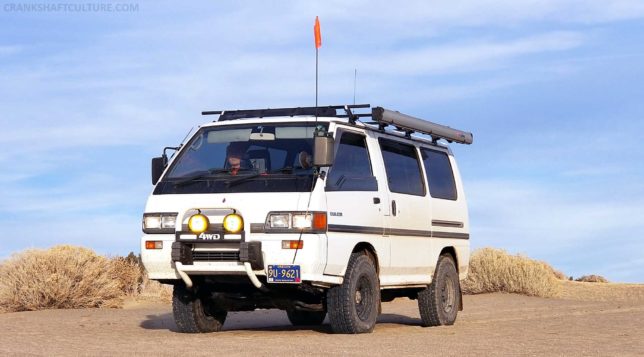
(0, 45, 21, 56)
(0, 213, 142, 258)
(0, 182, 144, 215)
(0, 27, 585, 167)
(309, 0, 644, 27)
(467, 178, 644, 281)
(229, 31, 585, 77)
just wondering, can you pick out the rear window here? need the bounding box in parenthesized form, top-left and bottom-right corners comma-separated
(421, 148, 457, 200)
(379, 138, 425, 196)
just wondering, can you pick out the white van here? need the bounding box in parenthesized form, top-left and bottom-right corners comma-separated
(141, 104, 472, 334)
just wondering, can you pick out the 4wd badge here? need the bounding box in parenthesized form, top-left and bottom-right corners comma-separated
(198, 233, 221, 240)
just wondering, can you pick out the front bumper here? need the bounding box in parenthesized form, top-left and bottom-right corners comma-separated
(171, 241, 264, 270)
(141, 232, 342, 286)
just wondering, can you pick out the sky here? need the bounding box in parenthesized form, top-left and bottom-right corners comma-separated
(1, 1, 643, 282)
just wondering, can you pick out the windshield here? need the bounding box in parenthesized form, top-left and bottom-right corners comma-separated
(154, 123, 326, 195)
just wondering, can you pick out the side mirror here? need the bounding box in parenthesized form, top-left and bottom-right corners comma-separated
(151, 156, 167, 185)
(313, 135, 334, 167)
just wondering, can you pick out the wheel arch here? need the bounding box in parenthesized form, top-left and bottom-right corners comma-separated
(439, 246, 458, 273)
(352, 242, 380, 274)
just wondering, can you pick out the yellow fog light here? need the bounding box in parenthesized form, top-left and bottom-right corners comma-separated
(188, 214, 209, 234)
(223, 213, 244, 233)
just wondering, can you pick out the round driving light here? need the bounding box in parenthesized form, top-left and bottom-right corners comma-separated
(188, 214, 209, 234)
(223, 213, 244, 233)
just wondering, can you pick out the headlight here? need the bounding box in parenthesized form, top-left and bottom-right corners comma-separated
(143, 216, 161, 229)
(292, 214, 312, 229)
(269, 214, 290, 228)
(161, 215, 176, 229)
(188, 214, 210, 234)
(223, 213, 244, 233)
(265, 211, 326, 232)
(142, 213, 177, 234)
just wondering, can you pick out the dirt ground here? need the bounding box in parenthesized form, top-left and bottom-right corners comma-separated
(1, 283, 643, 356)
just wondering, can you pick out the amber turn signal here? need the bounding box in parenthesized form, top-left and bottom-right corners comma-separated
(312, 212, 327, 230)
(145, 241, 163, 249)
(281, 240, 304, 249)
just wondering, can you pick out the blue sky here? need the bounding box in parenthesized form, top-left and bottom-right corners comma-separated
(1, 1, 643, 282)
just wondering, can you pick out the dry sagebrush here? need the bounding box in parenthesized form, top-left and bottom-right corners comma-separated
(110, 252, 171, 302)
(462, 248, 561, 297)
(138, 278, 173, 303)
(575, 274, 609, 283)
(0, 245, 125, 312)
(109, 255, 144, 296)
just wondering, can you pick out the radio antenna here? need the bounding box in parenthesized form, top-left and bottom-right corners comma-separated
(353, 69, 357, 105)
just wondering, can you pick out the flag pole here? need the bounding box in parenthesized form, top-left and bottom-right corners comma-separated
(315, 45, 318, 114)
(314, 16, 321, 118)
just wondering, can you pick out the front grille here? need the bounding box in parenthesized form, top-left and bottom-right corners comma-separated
(192, 251, 240, 261)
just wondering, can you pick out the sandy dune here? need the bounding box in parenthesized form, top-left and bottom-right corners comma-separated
(1, 284, 643, 356)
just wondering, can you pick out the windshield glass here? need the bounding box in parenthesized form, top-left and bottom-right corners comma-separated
(154, 123, 326, 195)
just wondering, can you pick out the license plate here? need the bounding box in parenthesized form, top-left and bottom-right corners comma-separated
(267, 265, 301, 284)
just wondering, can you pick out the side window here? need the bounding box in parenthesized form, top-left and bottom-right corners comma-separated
(421, 148, 457, 200)
(379, 138, 425, 196)
(326, 132, 377, 191)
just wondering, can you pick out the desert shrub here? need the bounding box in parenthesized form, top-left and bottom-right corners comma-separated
(546, 266, 567, 280)
(109, 255, 144, 296)
(0, 245, 123, 312)
(462, 248, 561, 297)
(138, 278, 173, 303)
(575, 275, 608, 283)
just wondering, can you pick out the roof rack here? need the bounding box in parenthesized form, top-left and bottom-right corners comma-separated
(202, 104, 370, 121)
(201, 104, 472, 145)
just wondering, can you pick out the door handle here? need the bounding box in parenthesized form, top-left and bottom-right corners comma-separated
(373, 197, 380, 204)
(391, 200, 397, 216)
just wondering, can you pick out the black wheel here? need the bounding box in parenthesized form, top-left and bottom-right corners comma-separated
(327, 252, 380, 334)
(286, 308, 327, 326)
(418, 254, 461, 327)
(172, 284, 227, 333)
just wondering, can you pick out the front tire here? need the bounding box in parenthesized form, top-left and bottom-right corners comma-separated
(417, 254, 461, 327)
(327, 252, 380, 334)
(172, 284, 227, 333)
(286, 308, 326, 326)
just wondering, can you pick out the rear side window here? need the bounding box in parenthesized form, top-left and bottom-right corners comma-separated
(326, 132, 377, 191)
(421, 148, 457, 200)
(379, 138, 425, 196)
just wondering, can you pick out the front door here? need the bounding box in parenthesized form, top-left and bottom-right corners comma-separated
(324, 128, 390, 276)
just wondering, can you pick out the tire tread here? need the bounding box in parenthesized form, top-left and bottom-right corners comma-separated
(327, 252, 380, 334)
(418, 254, 460, 327)
(172, 285, 226, 333)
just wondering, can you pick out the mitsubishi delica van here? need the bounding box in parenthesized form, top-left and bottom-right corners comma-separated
(141, 104, 473, 334)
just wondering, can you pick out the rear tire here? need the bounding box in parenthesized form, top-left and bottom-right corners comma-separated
(417, 254, 461, 327)
(173, 284, 227, 333)
(327, 252, 380, 334)
(286, 308, 326, 326)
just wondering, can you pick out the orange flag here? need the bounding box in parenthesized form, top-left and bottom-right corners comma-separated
(314, 16, 322, 49)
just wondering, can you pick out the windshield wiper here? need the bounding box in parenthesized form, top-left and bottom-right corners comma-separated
(173, 168, 231, 187)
